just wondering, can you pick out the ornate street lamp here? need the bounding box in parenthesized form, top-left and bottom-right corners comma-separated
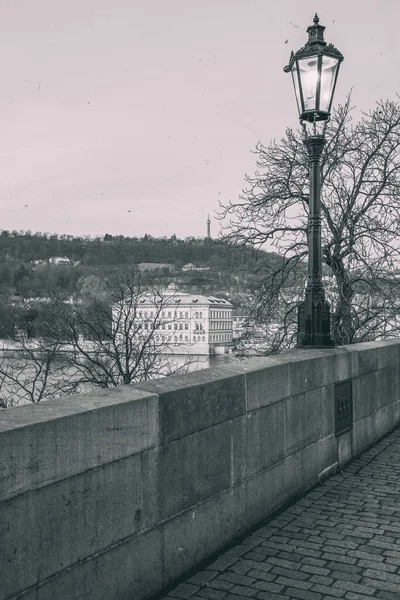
(284, 14, 343, 347)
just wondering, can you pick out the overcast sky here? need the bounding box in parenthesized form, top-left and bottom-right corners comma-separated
(0, 0, 399, 239)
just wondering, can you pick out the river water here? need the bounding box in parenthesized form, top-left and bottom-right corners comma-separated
(167, 353, 238, 372)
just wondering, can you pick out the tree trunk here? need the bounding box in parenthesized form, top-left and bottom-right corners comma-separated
(323, 252, 354, 346)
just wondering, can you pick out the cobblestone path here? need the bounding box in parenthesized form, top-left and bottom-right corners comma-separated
(160, 427, 400, 600)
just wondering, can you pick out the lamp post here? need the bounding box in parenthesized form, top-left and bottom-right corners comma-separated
(284, 14, 343, 348)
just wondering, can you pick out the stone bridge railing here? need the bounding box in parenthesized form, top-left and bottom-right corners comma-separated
(1, 340, 400, 600)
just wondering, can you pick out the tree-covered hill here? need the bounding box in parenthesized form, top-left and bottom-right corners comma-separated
(0, 230, 282, 272)
(0, 230, 304, 340)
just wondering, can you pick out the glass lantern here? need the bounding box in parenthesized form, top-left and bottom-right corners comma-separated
(284, 14, 344, 123)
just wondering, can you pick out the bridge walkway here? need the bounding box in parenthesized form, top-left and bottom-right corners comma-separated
(159, 426, 400, 600)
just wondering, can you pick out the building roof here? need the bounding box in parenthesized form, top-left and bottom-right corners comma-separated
(136, 285, 233, 307)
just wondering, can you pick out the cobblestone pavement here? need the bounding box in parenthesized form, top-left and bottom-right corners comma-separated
(160, 427, 400, 600)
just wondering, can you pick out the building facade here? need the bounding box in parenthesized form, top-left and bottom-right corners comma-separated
(118, 284, 234, 355)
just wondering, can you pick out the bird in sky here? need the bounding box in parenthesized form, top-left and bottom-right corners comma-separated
(290, 22, 299, 28)
(284, 39, 289, 44)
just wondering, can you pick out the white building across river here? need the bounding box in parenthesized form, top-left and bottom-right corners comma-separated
(123, 283, 234, 355)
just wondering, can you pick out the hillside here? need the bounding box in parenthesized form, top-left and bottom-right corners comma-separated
(0, 230, 281, 271)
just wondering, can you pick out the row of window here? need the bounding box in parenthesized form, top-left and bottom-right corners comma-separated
(211, 334, 232, 343)
(153, 334, 207, 343)
(138, 310, 205, 319)
(142, 321, 207, 332)
(133, 332, 231, 344)
(210, 321, 232, 331)
(211, 310, 231, 319)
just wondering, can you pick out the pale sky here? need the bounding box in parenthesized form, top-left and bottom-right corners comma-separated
(0, 0, 399, 239)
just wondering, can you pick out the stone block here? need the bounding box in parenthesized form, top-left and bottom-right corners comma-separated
(11, 527, 163, 600)
(338, 430, 353, 468)
(347, 343, 379, 376)
(334, 349, 353, 382)
(136, 367, 246, 443)
(352, 372, 378, 421)
(286, 351, 336, 395)
(374, 340, 400, 370)
(392, 399, 400, 426)
(239, 358, 291, 411)
(246, 458, 290, 528)
(371, 403, 400, 442)
(155, 422, 232, 520)
(163, 484, 247, 585)
(0, 454, 143, 599)
(231, 415, 248, 484)
(246, 403, 285, 476)
(293, 434, 336, 492)
(348, 340, 400, 376)
(320, 385, 335, 439)
(352, 416, 374, 456)
(285, 389, 323, 455)
(0, 387, 158, 502)
(246, 436, 336, 529)
(376, 366, 400, 409)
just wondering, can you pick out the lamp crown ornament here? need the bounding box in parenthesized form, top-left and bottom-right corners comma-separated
(306, 13, 326, 46)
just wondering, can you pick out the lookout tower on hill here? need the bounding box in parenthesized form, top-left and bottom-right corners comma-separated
(206, 214, 211, 239)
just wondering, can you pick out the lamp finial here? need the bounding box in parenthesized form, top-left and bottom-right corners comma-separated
(313, 13, 319, 24)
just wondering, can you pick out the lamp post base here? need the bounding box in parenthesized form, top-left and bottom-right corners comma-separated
(296, 292, 335, 348)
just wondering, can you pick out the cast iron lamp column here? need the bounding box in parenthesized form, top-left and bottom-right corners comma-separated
(284, 14, 344, 347)
(300, 134, 333, 347)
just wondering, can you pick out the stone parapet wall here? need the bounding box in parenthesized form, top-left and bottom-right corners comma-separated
(1, 340, 400, 600)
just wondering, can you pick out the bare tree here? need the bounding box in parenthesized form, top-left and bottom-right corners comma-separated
(219, 93, 400, 350)
(0, 337, 74, 406)
(0, 271, 195, 406)
(45, 270, 194, 391)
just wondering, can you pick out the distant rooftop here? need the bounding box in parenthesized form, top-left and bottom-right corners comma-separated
(137, 283, 233, 307)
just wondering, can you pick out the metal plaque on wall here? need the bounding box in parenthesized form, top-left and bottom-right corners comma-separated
(334, 380, 353, 436)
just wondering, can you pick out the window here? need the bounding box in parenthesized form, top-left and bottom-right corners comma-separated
(168, 311, 172, 318)
(193, 336, 196, 342)
(179, 311, 183, 319)
(174, 323, 177, 330)
(185, 311, 189, 318)
(194, 311, 198, 319)
(200, 311, 203, 318)
(185, 335, 188, 341)
(185, 323, 189, 330)
(202, 336, 205, 342)
(179, 323, 183, 330)
(168, 324, 172, 330)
